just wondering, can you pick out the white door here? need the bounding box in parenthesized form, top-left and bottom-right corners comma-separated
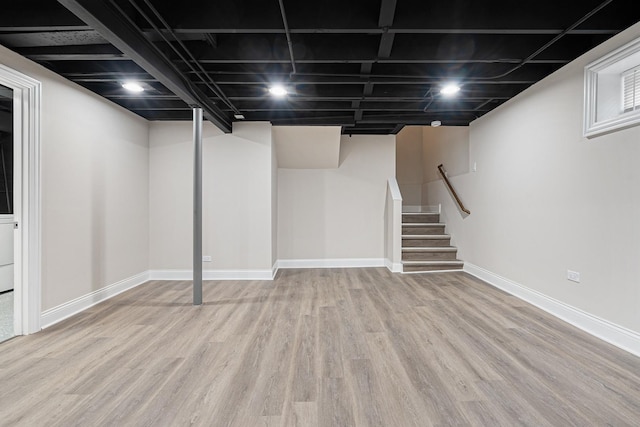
(0, 217, 12, 293)
(0, 83, 14, 341)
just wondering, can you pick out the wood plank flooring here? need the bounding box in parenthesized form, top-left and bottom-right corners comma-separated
(1, 269, 640, 426)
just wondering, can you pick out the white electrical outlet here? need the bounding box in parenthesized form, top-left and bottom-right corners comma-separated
(567, 270, 580, 283)
(202, 255, 212, 262)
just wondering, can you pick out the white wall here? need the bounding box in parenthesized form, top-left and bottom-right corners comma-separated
(273, 125, 341, 169)
(422, 126, 469, 183)
(384, 178, 403, 272)
(395, 126, 423, 206)
(0, 44, 150, 312)
(396, 125, 470, 207)
(278, 135, 395, 261)
(424, 22, 640, 335)
(149, 121, 276, 273)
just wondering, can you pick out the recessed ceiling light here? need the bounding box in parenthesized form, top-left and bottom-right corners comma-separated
(268, 85, 287, 97)
(431, 120, 442, 127)
(122, 81, 144, 92)
(440, 84, 460, 96)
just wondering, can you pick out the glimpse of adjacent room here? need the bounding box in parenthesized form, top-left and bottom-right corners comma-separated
(0, 83, 13, 343)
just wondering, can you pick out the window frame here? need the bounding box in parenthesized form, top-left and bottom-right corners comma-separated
(584, 37, 640, 138)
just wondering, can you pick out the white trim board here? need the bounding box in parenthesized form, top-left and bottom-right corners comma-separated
(149, 269, 275, 281)
(152, 260, 387, 280)
(384, 258, 403, 273)
(463, 263, 640, 358)
(277, 258, 385, 269)
(41, 271, 150, 329)
(147, 260, 392, 283)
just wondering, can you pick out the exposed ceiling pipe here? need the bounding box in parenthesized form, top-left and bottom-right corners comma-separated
(59, 0, 231, 131)
(479, 0, 614, 80)
(199, 0, 614, 84)
(199, 70, 536, 84)
(129, 0, 241, 115)
(278, 0, 297, 76)
(422, 88, 434, 112)
(473, 99, 494, 111)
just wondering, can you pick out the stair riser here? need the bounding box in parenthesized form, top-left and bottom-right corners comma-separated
(403, 239, 451, 247)
(403, 264, 463, 272)
(402, 225, 445, 235)
(402, 251, 457, 261)
(402, 214, 439, 223)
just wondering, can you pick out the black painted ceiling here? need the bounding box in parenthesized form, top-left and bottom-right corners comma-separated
(0, 0, 638, 134)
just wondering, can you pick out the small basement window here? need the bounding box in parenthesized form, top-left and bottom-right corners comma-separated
(584, 37, 640, 137)
(622, 66, 640, 113)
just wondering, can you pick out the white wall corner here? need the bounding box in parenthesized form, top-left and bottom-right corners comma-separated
(41, 271, 150, 329)
(463, 263, 640, 358)
(231, 121, 272, 144)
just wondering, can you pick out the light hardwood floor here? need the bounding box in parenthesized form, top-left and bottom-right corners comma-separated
(1, 269, 640, 426)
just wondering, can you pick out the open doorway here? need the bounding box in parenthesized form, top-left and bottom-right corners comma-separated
(0, 83, 13, 342)
(0, 63, 41, 338)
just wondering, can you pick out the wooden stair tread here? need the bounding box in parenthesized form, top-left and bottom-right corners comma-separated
(402, 260, 463, 265)
(402, 247, 457, 252)
(402, 212, 439, 216)
(400, 208, 461, 273)
(402, 234, 450, 239)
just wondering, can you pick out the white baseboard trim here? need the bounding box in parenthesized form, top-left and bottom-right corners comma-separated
(278, 258, 385, 269)
(149, 269, 275, 281)
(384, 258, 403, 273)
(41, 271, 150, 329)
(463, 263, 640, 357)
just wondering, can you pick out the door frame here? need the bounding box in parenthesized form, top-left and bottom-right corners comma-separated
(0, 63, 41, 335)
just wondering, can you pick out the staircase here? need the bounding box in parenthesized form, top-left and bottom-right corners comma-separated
(402, 212, 464, 273)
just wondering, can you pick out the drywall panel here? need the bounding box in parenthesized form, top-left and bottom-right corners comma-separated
(0, 44, 150, 311)
(273, 126, 341, 169)
(278, 135, 395, 260)
(395, 126, 423, 205)
(424, 22, 640, 334)
(149, 121, 275, 271)
(422, 126, 469, 183)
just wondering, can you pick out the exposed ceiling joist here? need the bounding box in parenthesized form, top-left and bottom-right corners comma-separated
(135, 27, 622, 35)
(0, 0, 634, 134)
(57, 0, 232, 132)
(354, 0, 400, 125)
(378, 0, 398, 28)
